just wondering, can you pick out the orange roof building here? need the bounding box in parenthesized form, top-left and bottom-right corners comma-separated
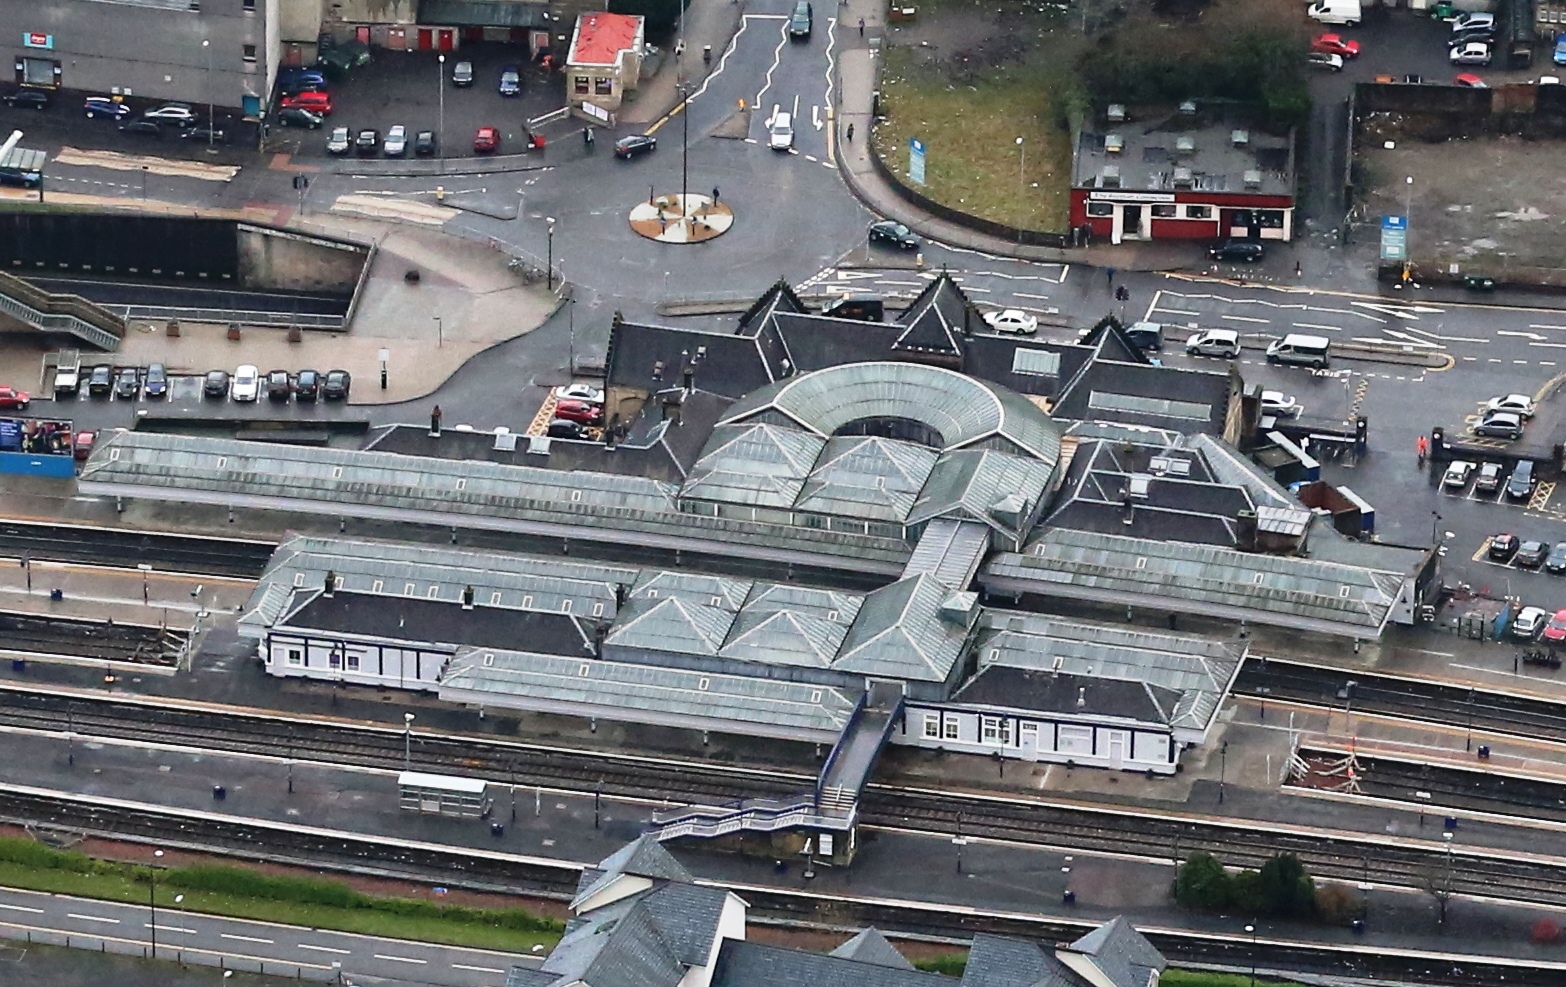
(565, 12, 646, 116)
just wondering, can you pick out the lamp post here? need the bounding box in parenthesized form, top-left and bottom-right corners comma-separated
(546, 217, 556, 291)
(679, 84, 691, 215)
(1243, 923, 1257, 987)
(150, 849, 163, 957)
(402, 712, 415, 771)
(437, 53, 446, 169)
(434, 316, 443, 349)
(202, 39, 214, 154)
(1218, 740, 1229, 804)
(1016, 136, 1026, 242)
(1403, 175, 1414, 283)
(1465, 686, 1475, 752)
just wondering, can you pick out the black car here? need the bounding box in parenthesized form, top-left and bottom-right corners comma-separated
(322, 369, 351, 401)
(266, 370, 292, 401)
(547, 419, 587, 440)
(452, 61, 475, 87)
(87, 365, 113, 396)
(203, 370, 230, 398)
(183, 125, 228, 144)
(144, 363, 168, 399)
(295, 369, 320, 402)
(1517, 540, 1551, 569)
(1546, 543, 1566, 574)
(1209, 239, 1265, 263)
(614, 135, 657, 160)
(354, 129, 381, 156)
(113, 367, 139, 399)
(277, 107, 323, 129)
(414, 130, 437, 157)
(868, 220, 919, 250)
(1507, 460, 1537, 499)
(5, 89, 49, 110)
(1489, 532, 1520, 561)
(119, 120, 163, 138)
(788, 0, 813, 38)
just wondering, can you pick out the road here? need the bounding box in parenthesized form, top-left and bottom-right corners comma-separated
(0, 885, 532, 987)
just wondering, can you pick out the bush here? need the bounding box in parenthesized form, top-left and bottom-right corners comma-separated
(1256, 854, 1315, 919)
(914, 952, 968, 976)
(1313, 884, 1362, 926)
(0, 836, 96, 874)
(1175, 853, 1233, 911)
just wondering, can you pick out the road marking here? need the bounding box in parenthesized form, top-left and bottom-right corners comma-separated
(1015, 292, 1051, 300)
(1291, 322, 1339, 331)
(0, 903, 43, 914)
(147, 923, 198, 934)
(1221, 315, 1269, 324)
(375, 953, 429, 964)
(1154, 308, 1200, 316)
(452, 964, 507, 973)
(68, 914, 120, 924)
(299, 943, 352, 954)
(1530, 324, 1566, 330)
(222, 933, 275, 944)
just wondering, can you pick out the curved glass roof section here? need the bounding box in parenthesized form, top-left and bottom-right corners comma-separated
(720, 361, 1063, 465)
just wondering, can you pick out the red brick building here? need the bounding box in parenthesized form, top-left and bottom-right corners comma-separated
(1068, 106, 1296, 245)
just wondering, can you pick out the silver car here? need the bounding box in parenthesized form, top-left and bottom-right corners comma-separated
(384, 124, 408, 157)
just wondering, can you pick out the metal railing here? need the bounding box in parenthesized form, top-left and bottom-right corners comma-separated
(115, 305, 347, 330)
(0, 271, 124, 350)
(649, 794, 857, 840)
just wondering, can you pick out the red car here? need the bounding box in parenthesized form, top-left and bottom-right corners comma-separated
(473, 126, 500, 154)
(1454, 72, 1488, 88)
(73, 431, 95, 461)
(280, 92, 333, 115)
(1544, 609, 1566, 643)
(0, 385, 29, 410)
(553, 399, 604, 425)
(1311, 33, 1360, 58)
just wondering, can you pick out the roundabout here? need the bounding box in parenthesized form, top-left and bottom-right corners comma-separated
(628, 193, 734, 244)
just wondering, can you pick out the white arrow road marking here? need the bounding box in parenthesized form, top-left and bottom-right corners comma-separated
(812, 105, 822, 130)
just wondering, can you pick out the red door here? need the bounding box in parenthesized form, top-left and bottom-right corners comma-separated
(355, 25, 370, 44)
(437, 30, 455, 51)
(417, 28, 432, 50)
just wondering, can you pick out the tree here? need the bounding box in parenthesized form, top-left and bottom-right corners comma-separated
(1421, 860, 1458, 927)
(1175, 852, 1233, 911)
(1256, 854, 1316, 919)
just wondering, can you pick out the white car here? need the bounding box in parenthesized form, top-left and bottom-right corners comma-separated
(231, 364, 260, 402)
(768, 112, 794, 151)
(1259, 390, 1301, 418)
(1308, 52, 1344, 72)
(1486, 393, 1537, 418)
(1185, 328, 1241, 359)
(1451, 11, 1494, 33)
(1450, 42, 1491, 66)
(1514, 606, 1549, 640)
(1442, 461, 1476, 488)
(384, 124, 408, 157)
(983, 309, 1038, 335)
(554, 383, 605, 405)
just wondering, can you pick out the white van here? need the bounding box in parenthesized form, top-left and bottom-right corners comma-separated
(1308, 0, 1361, 25)
(1265, 333, 1331, 369)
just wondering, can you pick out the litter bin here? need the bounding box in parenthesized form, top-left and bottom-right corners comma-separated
(213, 785, 227, 800)
(1431, 1, 1454, 19)
(1462, 274, 1495, 292)
(490, 822, 505, 838)
(1062, 890, 1076, 905)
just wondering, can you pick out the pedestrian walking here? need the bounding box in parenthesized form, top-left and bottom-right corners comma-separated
(1106, 267, 1116, 289)
(1115, 285, 1129, 302)
(1294, 260, 1302, 278)
(846, 122, 854, 142)
(859, 16, 865, 35)
(1416, 434, 1428, 466)
(712, 186, 720, 204)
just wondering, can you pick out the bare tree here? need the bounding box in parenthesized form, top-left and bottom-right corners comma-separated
(1420, 861, 1458, 927)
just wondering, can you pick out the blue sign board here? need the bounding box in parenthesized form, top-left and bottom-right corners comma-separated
(1380, 215, 1407, 261)
(908, 138, 926, 186)
(22, 32, 53, 50)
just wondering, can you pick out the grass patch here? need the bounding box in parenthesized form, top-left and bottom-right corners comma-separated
(871, 12, 1083, 232)
(1162, 970, 1310, 987)
(914, 951, 968, 975)
(0, 836, 562, 954)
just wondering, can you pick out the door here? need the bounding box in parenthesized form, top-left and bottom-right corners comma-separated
(1107, 732, 1127, 769)
(417, 28, 433, 50)
(1122, 204, 1143, 240)
(438, 30, 455, 52)
(355, 26, 370, 44)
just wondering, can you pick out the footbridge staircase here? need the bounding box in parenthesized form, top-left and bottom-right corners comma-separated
(0, 271, 124, 352)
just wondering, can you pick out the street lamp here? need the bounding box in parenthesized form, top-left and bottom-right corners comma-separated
(402, 712, 415, 771)
(1218, 740, 1229, 804)
(1465, 686, 1476, 752)
(1243, 923, 1257, 987)
(678, 84, 691, 217)
(1015, 136, 1026, 245)
(1402, 175, 1414, 284)
(434, 316, 443, 349)
(546, 217, 556, 291)
(202, 39, 215, 155)
(150, 849, 163, 957)
(437, 53, 446, 169)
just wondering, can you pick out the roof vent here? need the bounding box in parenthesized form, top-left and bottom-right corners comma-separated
(526, 435, 552, 455)
(1127, 473, 1152, 499)
(939, 590, 981, 628)
(462, 585, 475, 610)
(1105, 133, 1124, 154)
(1173, 167, 1194, 188)
(1099, 164, 1120, 188)
(1174, 136, 1196, 156)
(989, 492, 1028, 530)
(1107, 103, 1126, 122)
(1179, 99, 1198, 116)
(1076, 686, 1087, 709)
(1231, 129, 1250, 147)
(1243, 169, 1263, 189)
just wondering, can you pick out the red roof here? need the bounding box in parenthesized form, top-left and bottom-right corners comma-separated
(569, 13, 644, 67)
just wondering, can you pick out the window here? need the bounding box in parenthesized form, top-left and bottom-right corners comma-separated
(243, 0, 256, 9)
(404, 583, 416, 596)
(923, 713, 941, 739)
(1059, 725, 1094, 755)
(1150, 204, 1177, 218)
(286, 648, 303, 666)
(698, 677, 710, 691)
(1086, 201, 1113, 217)
(574, 76, 590, 95)
(1185, 204, 1213, 219)
(328, 651, 342, 669)
(372, 580, 383, 593)
(1258, 209, 1286, 229)
(490, 591, 502, 605)
(594, 77, 613, 96)
(561, 599, 572, 613)
(981, 716, 1002, 744)
(427, 585, 440, 598)
(522, 595, 534, 608)
(346, 654, 360, 671)
(483, 653, 495, 667)
(943, 715, 959, 741)
(592, 602, 604, 617)
(242, 44, 257, 62)
(578, 663, 591, 677)
(293, 572, 305, 587)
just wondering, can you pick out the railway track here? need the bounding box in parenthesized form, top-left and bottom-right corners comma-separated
(1235, 657, 1566, 743)
(1291, 746, 1566, 824)
(0, 520, 274, 579)
(4, 687, 1566, 909)
(0, 613, 188, 665)
(0, 782, 1562, 987)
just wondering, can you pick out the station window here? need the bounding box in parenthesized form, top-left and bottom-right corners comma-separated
(1257, 209, 1286, 229)
(1086, 202, 1113, 218)
(346, 654, 360, 671)
(594, 77, 613, 96)
(942, 716, 959, 741)
(1185, 204, 1213, 220)
(1150, 204, 1177, 218)
(287, 648, 302, 666)
(981, 716, 1002, 744)
(490, 590, 502, 605)
(574, 76, 590, 95)
(243, 0, 256, 9)
(923, 713, 940, 739)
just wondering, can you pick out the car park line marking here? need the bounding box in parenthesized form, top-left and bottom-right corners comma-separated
(1530, 341, 1566, 348)
(1291, 322, 1339, 332)
(803, 154, 818, 161)
(1220, 315, 1269, 324)
(375, 953, 428, 964)
(1499, 330, 1545, 340)
(0, 903, 43, 913)
(298, 944, 352, 954)
(1015, 292, 1050, 301)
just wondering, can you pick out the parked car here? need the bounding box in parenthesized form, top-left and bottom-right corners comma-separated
(119, 120, 163, 138)
(266, 370, 292, 401)
(1448, 27, 1495, 48)
(1544, 609, 1566, 644)
(984, 309, 1039, 335)
(322, 369, 351, 401)
(281, 92, 333, 115)
(1453, 72, 1488, 88)
(84, 96, 132, 120)
(1450, 42, 1492, 66)
(1311, 33, 1360, 58)
(1451, 11, 1495, 33)
(113, 367, 140, 399)
(1308, 52, 1344, 72)
(384, 124, 408, 157)
(1442, 460, 1476, 488)
(183, 125, 228, 144)
(769, 112, 795, 150)
(1514, 606, 1549, 639)
(614, 134, 658, 160)
(1489, 532, 1520, 561)
(498, 65, 522, 97)
(554, 399, 605, 425)
(1258, 390, 1300, 418)
(1475, 461, 1505, 494)
(87, 365, 113, 396)
(1556, 33, 1566, 66)
(554, 383, 605, 404)
(1508, 460, 1537, 499)
(1547, 543, 1566, 574)
(1487, 393, 1537, 418)
(414, 130, 437, 157)
(144, 103, 197, 125)
(296, 369, 320, 402)
(73, 431, 96, 461)
(1476, 411, 1524, 440)
(473, 126, 500, 153)
(279, 67, 327, 86)
(355, 129, 381, 155)
(1209, 238, 1264, 262)
(326, 126, 352, 155)
(231, 365, 260, 402)
(4, 89, 49, 110)
(277, 107, 323, 128)
(868, 219, 919, 249)
(1186, 328, 1242, 359)
(546, 419, 588, 440)
(452, 61, 475, 87)
(1124, 322, 1163, 352)
(203, 370, 230, 399)
(144, 363, 167, 399)
(0, 386, 29, 410)
(280, 75, 328, 96)
(788, 0, 813, 38)
(1517, 540, 1551, 569)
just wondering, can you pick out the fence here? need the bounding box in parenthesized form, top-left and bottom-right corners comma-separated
(0, 925, 341, 982)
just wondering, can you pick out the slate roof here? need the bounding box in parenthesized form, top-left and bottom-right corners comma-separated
(892, 273, 973, 355)
(953, 666, 1179, 726)
(834, 575, 975, 683)
(1062, 916, 1166, 987)
(960, 935, 1077, 987)
(1051, 350, 1234, 435)
(278, 591, 591, 655)
(908, 449, 1057, 549)
(631, 570, 753, 611)
(712, 941, 950, 987)
(829, 929, 915, 970)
